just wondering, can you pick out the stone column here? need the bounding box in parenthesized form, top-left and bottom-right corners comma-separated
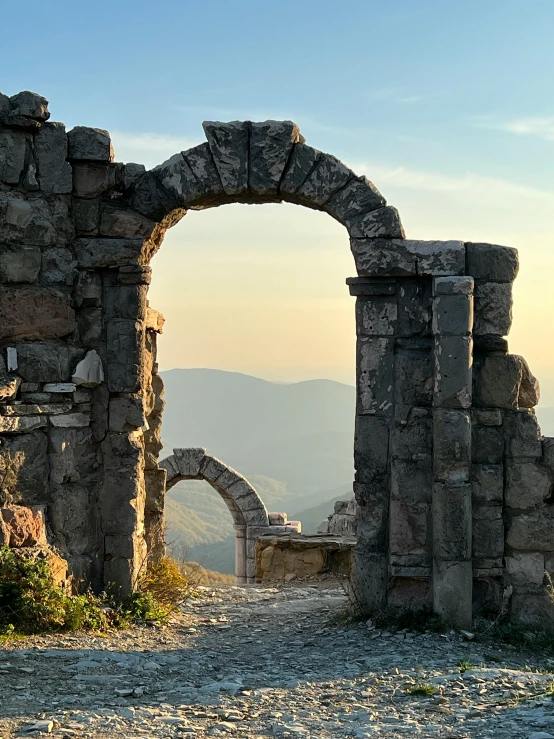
(348, 277, 396, 612)
(235, 525, 247, 585)
(431, 276, 474, 627)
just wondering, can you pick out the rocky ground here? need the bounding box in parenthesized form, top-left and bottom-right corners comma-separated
(1, 584, 554, 738)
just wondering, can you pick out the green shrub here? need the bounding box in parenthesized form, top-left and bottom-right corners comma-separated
(0, 546, 192, 636)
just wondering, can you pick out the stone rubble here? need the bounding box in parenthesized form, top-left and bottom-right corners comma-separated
(1, 584, 554, 738)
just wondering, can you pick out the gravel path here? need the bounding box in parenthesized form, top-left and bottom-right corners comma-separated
(1, 584, 554, 738)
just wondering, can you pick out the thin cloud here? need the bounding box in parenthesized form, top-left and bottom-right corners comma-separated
(475, 116, 554, 142)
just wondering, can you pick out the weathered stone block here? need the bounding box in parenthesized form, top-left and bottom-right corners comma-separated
(152, 152, 198, 206)
(357, 337, 394, 416)
(466, 242, 519, 282)
(472, 464, 503, 505)
(432, 559, 472, 628)
(474, 282, 512, 335)
(354, 415, 389, 477)
(391, 459, 433, 504)
(347, 277, 396, 297)
(74, 270, 102, 307)
(99, 206, 155, 239)
(433, 409, 471, 483)
(74, 238, 144, 268)
(181, 143, 224, 205)
(506, 552, 544, 586)
(355, 297, 397, 336)
(397, 280, 432, 337)
(432, 483, 472, 560)
(517, 356, 540, 408)
(117, 265, 152, 285)
(280, 144, 320, 196)
(15, 343, 82, 384)
(0, 192, 74, 246)
(390, 409, 432, 462)
(0, 130, 28, 184)
(394, 344, 433, 409)
(389, 498, 429, 556)
(349, 549, 387, 611)
(0, 506, 46, 547)
(77, 307, 102, 347)
(0, 287, 75, 341)
(506, 410, 542, 458)
(472, 409, 502, 426)
(72, 198, 100, 235)
(72, 162, 115, 198)
(473, 354, 522, 409)
(433, 275, 474, 296)
(355, 490, 389, 549)
(544, 438, 554, 469)
(249, 120, 303, 195)
(434, 336, 472, 409)
(506, 510, 554, 551)
(268, 512, 287, 525)
(35, 122, 72, 194)
(0, 431, 48, 505)
(49, 413, 89, 428)
(472, 425, 503, 464)
(106, 320, 145, 393)
(324, 176, 385, 226)
(352, 239, 465, 278)
(0, 245, 41, 283)
(432, 295, 473, 336)
(505, 460, 552, 510)
(472, 506, 504, 558)
(9, 91, 49, 121)
(109, 395, 145, 432)
(295, 153, 353, 207)
(104, 285, 147, 321)
(49, 483, 97, 554)
(203, 121, 249, 195)
(348, 206, 404, 239)
(122, 163, 146, 190)
(68, 126, 114, 162)
(173, 448, 206, 478)
(41, 247, 77, 285)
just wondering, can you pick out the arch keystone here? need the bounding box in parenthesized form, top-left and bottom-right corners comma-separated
(203, 121, 249, 196)
(249, 120, 304, 196)
(173, 447, 206, 477)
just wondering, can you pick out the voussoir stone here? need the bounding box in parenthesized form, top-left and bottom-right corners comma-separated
(324, 176, 385, 226)
(249, 120, 304, 196)
(0, 287, 75, 340)
(280, 143, 321, 196)
(68, 126, 114, 162)
(294, 152, 353, 207)
(348, 206, 405, 239)
(203, 120, 249, 195)
(173, 448, 206, 478)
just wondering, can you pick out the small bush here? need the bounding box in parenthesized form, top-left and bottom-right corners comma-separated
(457, 660, 472, 673)
(406, 682, 437, 696)
(0, 546, 192, 635)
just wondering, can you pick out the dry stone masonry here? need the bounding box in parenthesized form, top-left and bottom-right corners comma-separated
(0, 89, 552, 628)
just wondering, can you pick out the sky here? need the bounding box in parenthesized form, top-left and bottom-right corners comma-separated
(2, 0, 554, 412)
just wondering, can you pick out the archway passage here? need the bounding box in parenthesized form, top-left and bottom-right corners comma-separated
(160, 448, 297, 584)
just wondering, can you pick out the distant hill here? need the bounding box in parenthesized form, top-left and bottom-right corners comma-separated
(161, 369, 355, 572)
(160, 368, 355, 495)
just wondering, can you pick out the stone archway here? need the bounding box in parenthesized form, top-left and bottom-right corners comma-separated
(1, 90, 552, 629)
(160, 447, 296, 584)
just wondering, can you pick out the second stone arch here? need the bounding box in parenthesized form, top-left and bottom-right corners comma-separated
(160, 448, 301, 583)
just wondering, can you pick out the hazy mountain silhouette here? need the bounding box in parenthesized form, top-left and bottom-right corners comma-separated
(160, 368, 355, 571)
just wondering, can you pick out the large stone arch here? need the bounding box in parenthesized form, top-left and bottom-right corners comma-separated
(160, 447, 273, 584)
(1, 91, 553, 629)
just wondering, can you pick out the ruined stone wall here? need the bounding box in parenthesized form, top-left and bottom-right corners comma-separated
(1, 89, 553, 628)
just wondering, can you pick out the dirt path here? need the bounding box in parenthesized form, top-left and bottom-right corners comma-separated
(1, 584, 553, 738)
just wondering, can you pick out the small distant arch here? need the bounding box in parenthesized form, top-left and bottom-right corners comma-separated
(160, 448, 270, 583)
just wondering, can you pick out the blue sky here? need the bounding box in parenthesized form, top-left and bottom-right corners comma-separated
(2, 0, 554, 420)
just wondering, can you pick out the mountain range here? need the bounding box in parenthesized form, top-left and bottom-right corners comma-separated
(160, 368, 356, 572)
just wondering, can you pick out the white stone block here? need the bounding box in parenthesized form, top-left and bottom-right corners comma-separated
(49, 413, 90, 428)
(6, 347, 17, 371)
(43, 383, 76, 393)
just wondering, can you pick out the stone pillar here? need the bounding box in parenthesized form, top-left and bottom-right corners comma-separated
(431, 276, 474, 627)
(235, 524, 247, 585)
(348, 277, 396, 612)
